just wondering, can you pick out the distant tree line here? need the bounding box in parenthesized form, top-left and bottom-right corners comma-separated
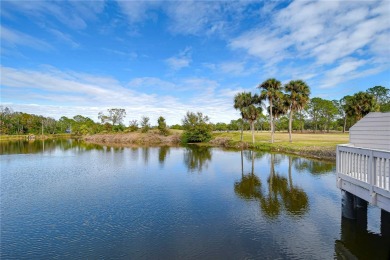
(1, 85, 388, 144)
(0, 107, 168, 136)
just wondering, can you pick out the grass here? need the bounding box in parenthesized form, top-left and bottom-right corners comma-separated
(212, 131, 349, 161)
(0, 133, 72, 141)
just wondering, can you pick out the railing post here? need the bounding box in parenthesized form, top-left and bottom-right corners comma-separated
(368, 150, 377, 205)
(336, 146, 340, 188)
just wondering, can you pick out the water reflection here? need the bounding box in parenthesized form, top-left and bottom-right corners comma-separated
(335, 213, 390, 259)
(142, 147, 150, 164)
(183, 145, 212, 172)
(0, 139, 105, 154)
(2, 140, 390, 259)
(158, 146, 170, 165)
(235, 152, 309, 219)
(293, 157, 335, 174)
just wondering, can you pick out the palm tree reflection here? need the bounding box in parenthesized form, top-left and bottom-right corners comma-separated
(234, 152, 309, 219)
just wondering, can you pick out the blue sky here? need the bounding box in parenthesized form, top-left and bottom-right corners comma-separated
(1, 0, 389, 125)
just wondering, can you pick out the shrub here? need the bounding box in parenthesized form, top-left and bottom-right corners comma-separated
(157, 116, 169, 136)
(182, 111, 212, 143)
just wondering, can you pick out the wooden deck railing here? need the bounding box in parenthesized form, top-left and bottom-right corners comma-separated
(336, 145, 390, 211)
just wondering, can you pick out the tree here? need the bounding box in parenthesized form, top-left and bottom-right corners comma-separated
(215, 122, 228, 131)
(128, 120, 138, 132)
(98, 108, 126, 126)
(234, 92, 253, 141)
(339, 95, 354, 132)
(267, 92, 289, 132)
(319, 99, 338, 132)
(306, 97, 322, 133)
(345, 92, 378, 121)
(367, 86, 390, 112)
(242, 104, 263, 144)
(157, 116, 169, 136)
(258, 78, 282, 143)
(234, 92, 263, 144)
(140, 116, 151, 133)
(284, 80, 310, 142)
(182, 111, 212, 143)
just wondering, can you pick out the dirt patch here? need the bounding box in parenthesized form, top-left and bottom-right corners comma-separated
(84, 132, 181, 146)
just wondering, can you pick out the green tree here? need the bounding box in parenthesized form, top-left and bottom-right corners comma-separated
(367, 86, 390, 112)
(242, 104, 263, 144)
(140, 116, 151, 133)
(157, 116, 169, 136)
(284, 80, 310, 142)
(267, 93, 290, 132)
(182, 111, 212, 143)
(235, 92, 263, 144)
(306, 97, 323, 133)
(234, 92, 253, 141)
(345, 92, 378, 121)
(227, 119, 240, 131)
(215, 122, 228, 131)
(258, 78, 282, 143)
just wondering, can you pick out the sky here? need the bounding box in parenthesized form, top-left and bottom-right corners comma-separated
(1, 0, 389, 125)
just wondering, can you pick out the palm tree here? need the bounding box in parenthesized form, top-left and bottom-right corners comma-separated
(284, 80, 310, 142)
(234, 92, 252, 141)
(258, 78, 282, 143)
(242, 100, 263, 144)
(345, 92, 378, 120)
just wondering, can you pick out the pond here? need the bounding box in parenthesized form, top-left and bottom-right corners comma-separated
(1, 139, 389, 259)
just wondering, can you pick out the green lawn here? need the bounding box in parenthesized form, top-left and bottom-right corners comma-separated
(212, 131, 349, 160)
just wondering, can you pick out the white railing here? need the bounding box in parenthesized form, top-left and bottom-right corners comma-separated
(337, 145, 390, 199)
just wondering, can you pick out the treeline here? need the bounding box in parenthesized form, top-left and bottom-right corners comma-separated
(231, 83, 389, 143)
(0, 107, 169, 136)
(1, 85, 389, 140)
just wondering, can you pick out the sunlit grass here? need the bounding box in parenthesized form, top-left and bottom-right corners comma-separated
(213, 131, 349, 155)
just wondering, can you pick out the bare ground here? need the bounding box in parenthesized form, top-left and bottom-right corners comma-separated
(83, 132, 181, 146)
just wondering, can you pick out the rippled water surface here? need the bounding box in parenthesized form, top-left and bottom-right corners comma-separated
(1, 139, 389, 259)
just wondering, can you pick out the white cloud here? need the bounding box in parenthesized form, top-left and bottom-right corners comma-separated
(128, 77, 176, 90)
(1, 0, 105, 30)
(1, 66, 241, 124)
(318, 58, 387, 89)
(0, 26, 52, 50)
(230, 0, 390, 89)
(165, 47, 192, 71)
(116, 1, 160, 23)
(205, 61, 258, 77)
(230, 29, 290, 65)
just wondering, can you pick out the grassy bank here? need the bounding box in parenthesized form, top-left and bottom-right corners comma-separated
(0, 133, 72, 141)
(211, 131, 349, 161)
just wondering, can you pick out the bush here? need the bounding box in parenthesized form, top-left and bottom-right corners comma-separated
(182, 111, 212, 143)
(157, 116, 169, 136)
(140, 116, 150, 133)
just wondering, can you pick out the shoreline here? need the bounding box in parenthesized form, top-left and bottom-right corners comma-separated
(83, 132, 342, 162)
(1, 132, 345, 162)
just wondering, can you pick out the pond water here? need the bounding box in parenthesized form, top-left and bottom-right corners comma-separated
(1, 139, 389, 259)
